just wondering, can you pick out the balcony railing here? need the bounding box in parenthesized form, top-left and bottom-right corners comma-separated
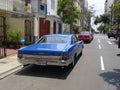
(0, 0, 13, 11)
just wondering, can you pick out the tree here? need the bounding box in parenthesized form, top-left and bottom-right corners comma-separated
(94, 14, 110, 25)
(94, 14, 110, 33)
(57, 0, 81, 24)
(112, 0, 120, 29)
(97, 25, 105, 31)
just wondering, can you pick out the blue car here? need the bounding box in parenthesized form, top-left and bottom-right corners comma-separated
(18, 34, 84, 67)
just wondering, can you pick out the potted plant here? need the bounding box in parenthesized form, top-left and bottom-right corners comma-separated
(7, 28, 23, 49)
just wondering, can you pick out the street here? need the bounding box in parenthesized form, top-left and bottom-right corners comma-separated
(0, 34, 120, 90)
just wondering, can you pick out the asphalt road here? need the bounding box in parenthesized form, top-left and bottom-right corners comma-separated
(0, 34, 120, 90)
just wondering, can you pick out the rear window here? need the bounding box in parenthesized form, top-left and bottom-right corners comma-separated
(110, 30, 117, 33)
(80, 31, 90, 34)
(38, 36, 69, 44)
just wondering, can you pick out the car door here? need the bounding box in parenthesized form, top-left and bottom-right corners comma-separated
(73, 35, 81, 56)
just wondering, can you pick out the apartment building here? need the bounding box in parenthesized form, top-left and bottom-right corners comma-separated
(0, 0, 34, 57)
(74, 0, 83, 32)
(105, 0, 114, 14)
(81, 0, 89, 31)
(104, 0, 115, 29)
(31, 0, 60, 40)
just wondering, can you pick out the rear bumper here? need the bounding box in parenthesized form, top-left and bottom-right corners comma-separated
(18, 55, 71, 66)
(78, 38, 91, 42)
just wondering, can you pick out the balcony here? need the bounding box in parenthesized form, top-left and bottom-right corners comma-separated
(0, 0, 13, 11)
(13, 0, 32, 13)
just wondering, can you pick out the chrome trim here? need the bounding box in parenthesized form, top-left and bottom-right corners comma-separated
(18, 54, 71, 66)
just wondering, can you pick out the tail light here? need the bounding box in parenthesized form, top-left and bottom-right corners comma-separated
(18, 51, 23, 59)
(62, 52, 69, 60)
(85, 36, 90, 38)
(78, 35, 82, 38)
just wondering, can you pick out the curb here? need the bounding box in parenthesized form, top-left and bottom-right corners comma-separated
(0, 65, 23, 80)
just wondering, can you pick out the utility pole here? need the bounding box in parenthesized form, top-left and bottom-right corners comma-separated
(70, 0, 74, 34)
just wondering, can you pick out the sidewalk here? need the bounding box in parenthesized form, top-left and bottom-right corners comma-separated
(0, 54, 23, 79)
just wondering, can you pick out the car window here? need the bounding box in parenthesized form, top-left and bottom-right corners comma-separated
(80, 31, 90, 34)
(109, 30, 117, 33)
(38, 36, 69, 44)
(73, 35, 78, 43)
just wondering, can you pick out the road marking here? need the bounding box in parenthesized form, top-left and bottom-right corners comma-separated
(99, 44, 101, 49)
(100, 56, 105, 71)
(98, 39, 100, 43)
(107, 41, 112, 44)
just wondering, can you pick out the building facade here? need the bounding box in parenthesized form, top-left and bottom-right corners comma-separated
(31, 0, 60, 41)
(0, 0, 34, 57)
(74, 0, 83, 32)
(105, 0, 114, 14)
(79, 0, 90, 31)
(105, 0, 115, 29)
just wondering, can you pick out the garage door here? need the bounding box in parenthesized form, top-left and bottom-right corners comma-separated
(39, 18, 50, 37)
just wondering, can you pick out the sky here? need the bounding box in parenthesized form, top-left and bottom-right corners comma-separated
(87, 0, 106, 16)
(87, 0, 106, 30)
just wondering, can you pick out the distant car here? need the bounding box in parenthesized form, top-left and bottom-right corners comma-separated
(78, 31, 93, 43)
(107, 30, 117, 39)
(94, 30, 100, 34)
(18, 34, 84, 67)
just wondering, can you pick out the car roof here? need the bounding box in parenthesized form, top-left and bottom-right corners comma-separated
(44, 34, 73, 37)
(79, 31, 90, 34)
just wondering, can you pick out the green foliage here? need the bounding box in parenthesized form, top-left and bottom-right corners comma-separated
(13, 5, 17, 11)
(7, 30, 22, 44)
(58, 0, 81, 24)
(7, 25, 23, 45)
(97, 24, 110, 32)
(112, 1, 120, 26)
(94, 14, 110, 25)
(73, 25, 79, 34)
(97, 25, 105, 31)
(94, 16, 101, 25)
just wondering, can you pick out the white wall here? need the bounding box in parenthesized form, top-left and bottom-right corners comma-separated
(0, 0, 13, 11)
(47, 0, 57, 16)
(31, 0, 38, 12)
(105, 0, 114, 14)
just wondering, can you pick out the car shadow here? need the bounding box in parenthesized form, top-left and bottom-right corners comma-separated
(15, 55, 82, 80)
(117, 54, 120, 56)
(100, 69, 120, 90)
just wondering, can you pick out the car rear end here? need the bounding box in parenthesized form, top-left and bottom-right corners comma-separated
(78, 34, 91, 42)
(107, 30, 117, 38)
(18, 49, 71, 66)
(17, 34, 72, 67)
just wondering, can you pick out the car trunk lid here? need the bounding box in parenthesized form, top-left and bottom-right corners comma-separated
(19, 43, 67, 56)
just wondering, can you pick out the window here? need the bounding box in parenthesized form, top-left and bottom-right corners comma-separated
(40, 5, 44, 11)
(51, 0, 55, 10)
(73, 35, 78, 43)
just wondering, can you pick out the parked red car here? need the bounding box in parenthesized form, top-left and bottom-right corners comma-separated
(78, 31, 93, 43)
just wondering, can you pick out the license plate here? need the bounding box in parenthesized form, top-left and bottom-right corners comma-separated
(38, 60, 47, 65)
